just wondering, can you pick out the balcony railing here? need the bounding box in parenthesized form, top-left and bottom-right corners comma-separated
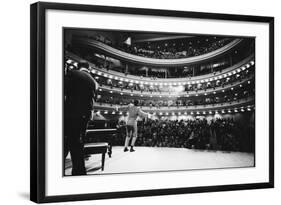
(97, 74, 254, 97)
(66, 51, 254, 84)
(93, 96, 254, 113)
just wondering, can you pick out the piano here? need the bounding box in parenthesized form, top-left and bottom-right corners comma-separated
(85, 128, 117, 157)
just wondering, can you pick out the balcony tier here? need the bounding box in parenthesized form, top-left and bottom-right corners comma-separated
(72, 37, 243, 67)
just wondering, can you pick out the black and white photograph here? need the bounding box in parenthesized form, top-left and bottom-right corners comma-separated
(63, 29, 256, 176)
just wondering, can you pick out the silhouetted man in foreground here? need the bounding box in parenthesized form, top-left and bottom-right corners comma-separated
(64, 62, 98, 175)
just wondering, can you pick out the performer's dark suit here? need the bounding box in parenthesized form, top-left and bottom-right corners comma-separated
(64, 69, 97, 175)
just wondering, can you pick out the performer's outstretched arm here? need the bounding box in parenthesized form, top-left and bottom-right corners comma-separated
(137, 108, 150, 119)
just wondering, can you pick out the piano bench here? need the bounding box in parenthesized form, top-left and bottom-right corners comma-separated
(84, 142, 108, 171)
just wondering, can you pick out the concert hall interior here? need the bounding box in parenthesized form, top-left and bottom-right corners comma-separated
(63, 29, 255, 176)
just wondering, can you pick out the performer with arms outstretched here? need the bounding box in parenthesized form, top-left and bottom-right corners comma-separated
(119, 100, 150, 152)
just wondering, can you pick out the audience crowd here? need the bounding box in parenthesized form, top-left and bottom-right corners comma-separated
(89, 34, 233, 59)
(114, 118, 254, 152)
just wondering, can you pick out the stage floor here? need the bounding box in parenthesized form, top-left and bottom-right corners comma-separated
(64, 146, 254, 175)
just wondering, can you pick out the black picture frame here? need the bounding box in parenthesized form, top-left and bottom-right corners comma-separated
(30, 2, 274, 203)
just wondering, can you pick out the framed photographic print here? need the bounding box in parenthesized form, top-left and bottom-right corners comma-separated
(30, 2, 274, 203)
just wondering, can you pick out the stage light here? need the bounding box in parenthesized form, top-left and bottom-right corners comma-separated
(232, 71, 236, 75)
(120, 78, 123, 81)
(240, 84, 243, 87)
(178, 112, 181, 115)
(104, 74, 108, 77)
(150, 95, 152, 98)
(174, 85, 185, 92)
(241, 66, 246, 70)
(94, 76, 99, 80)
(209, 111, 212, 114)
(213, 92, 216, 94)
(97, 110, 100, 114)
(195, 94, 198, 96)
(204, 93, 207, 95)
(241, 109, 245, 112)
(114, 76, 118, 80)
(246, 64, 250, 68)
(172, 112, 175, 115)
(120, 93, 123, 95)
(119, 111, 122, 115)
(104, 110, 108, 114)
(160, 96, 162, 98)
(250, 61, 255, 65)
(112, 111, 116, 114)
(184, 112, 187, 115)
(130, 94, 133, 96)
(99, 88, 102, 91)
(248, 81, 251, 84)
(234, 109, 238, 113)
(166, 112, 169, 115)
(222, 90, 225, 93)
(237, 68, 241, 73)
(159, 112, 163, 115)
(140, 95, 143, 97)
(228, 110, 231, 113)
(235, 93, 238, 96)
(91, 70, 96, 74)
(197, 111, 200, 115)
(191, 112, 194, 115)
(231, 87, 234, 90)
(110, 91, 113, 93)
(247, 108, 251, 111)
(221, 110, 225, 113)
(203, 111, 206, 114)
(223, 74, 227, 78)
(97, 71, 102, 75)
